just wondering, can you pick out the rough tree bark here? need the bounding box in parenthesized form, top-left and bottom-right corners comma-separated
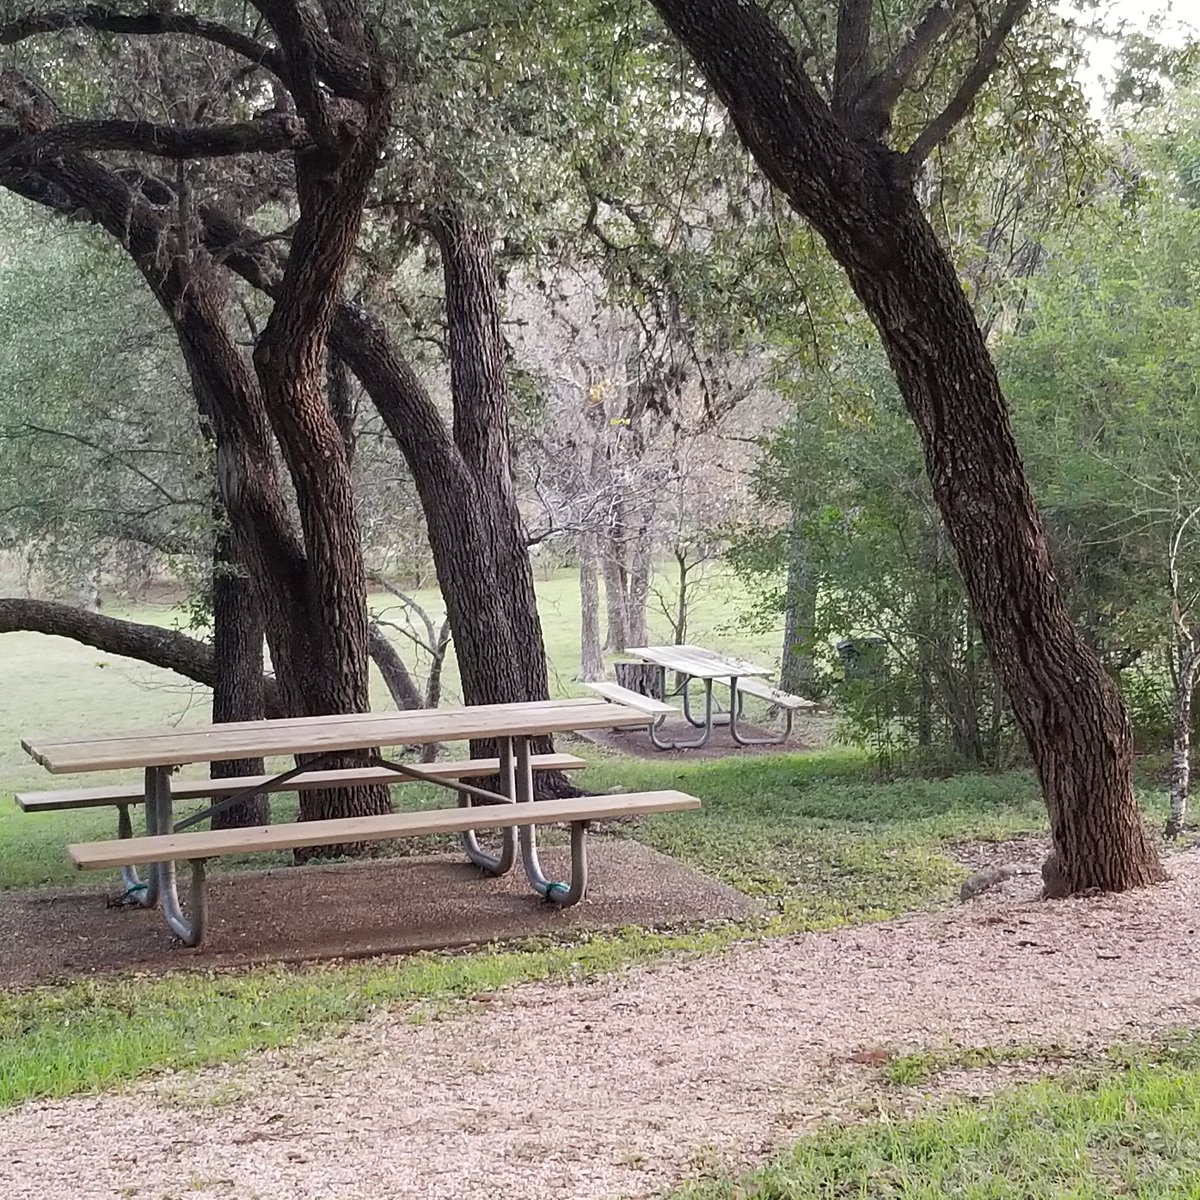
(194, 203, 564, 769)
(0, 5, 398, 836)
(648, 0, 1162, 893)
(209, 528, 268, 829)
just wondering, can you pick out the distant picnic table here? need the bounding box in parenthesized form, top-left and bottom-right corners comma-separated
(18, 697, 700, 949)
(584, 643, 815, 750)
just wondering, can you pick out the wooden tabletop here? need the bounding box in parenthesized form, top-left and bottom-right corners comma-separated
(626, 644, 773, 680)
(23, 699, 649, 775)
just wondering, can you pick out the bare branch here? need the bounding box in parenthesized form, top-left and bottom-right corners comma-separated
(0, 5, 282, 74)
(903, 0, 1033, 172)
(858, 0, 961, 120)
(0, 114, 309, 165)
(832, 0, 872, 118)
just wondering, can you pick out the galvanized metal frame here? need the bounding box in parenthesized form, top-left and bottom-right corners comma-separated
(117, 733, 591, 945)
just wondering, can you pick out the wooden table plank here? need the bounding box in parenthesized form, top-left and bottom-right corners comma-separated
(626, 644, 773, 679)
(26, 702, 650, 775)
(22, 697, 598, 755)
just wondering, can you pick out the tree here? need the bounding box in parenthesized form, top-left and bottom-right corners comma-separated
(0, 2, 397, 826)
(644, 0, 1163, 893)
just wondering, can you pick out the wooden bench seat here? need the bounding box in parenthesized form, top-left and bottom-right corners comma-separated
(69, 791, 699, 869)
(581, 681, 677, 717)
(16, 753, 587, 813)
(727, 678, 815, 710)
(69, 790, 703, 947)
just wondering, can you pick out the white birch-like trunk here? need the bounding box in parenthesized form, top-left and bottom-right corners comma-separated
(1167, 649, 1200, 838)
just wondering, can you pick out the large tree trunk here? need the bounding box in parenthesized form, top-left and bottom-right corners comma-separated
(602, 540, 630, 652)
(194, 202, 559, 737)
(209, 528, 268, 830)
(248, 86, 394, 829)
(626, 518, 654, 647)
(649, 0, 1162, 893)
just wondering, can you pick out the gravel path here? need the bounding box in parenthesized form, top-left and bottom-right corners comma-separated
(5, 850, 1200, 1200)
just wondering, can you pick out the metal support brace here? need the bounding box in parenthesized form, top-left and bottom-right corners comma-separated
(141, 765, 204, 944)
(459, 738, 517, 876)
(680, 676, 729, 729)
(728, 684, 794, 746)
(651, 675, 717, 750)
(160, 859, 207, 947)
(115, 802, 147, 899)
(513, 737, 585, 905)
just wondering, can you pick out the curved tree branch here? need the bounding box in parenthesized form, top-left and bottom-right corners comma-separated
(858, 0, 961, 121)
(902, 0, 1032, 172)
(0, 114, 310, 164)
(0, 5, 282, 73)
(0, 597, 280, 716)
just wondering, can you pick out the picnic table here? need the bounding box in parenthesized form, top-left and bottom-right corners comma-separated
(602, 644, 811, 750)
(19, 697, 699, 948)
(623, 644, 772, 749)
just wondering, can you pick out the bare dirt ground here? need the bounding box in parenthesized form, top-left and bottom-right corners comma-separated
(4, 848, 1199, 1200)
(0, 840, 757, 988)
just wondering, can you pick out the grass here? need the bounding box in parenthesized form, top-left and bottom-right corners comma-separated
(0, 924, 740, 1108)
(669, 1035, 1200, 1199)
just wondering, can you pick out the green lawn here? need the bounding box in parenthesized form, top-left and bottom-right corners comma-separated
(671, 1035, 1200, 1199)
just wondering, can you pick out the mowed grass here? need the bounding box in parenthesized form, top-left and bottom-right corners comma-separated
(670, 1036, 1200, 1199)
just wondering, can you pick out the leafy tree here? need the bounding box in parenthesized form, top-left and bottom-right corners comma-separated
(645, 0, 1164, 893)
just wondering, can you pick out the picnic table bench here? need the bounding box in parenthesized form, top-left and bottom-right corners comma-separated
(19, 698, 701, 949)
(587, 645, 814, 750)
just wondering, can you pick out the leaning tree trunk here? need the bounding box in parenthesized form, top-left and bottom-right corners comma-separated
(209, 527, 268, 830)
(1166, 647, 1200, 839)
(430, 207, 579, 796)
(843, 198, 1161, 895)
(249, 103, 395, 830)
(648, 0, 1163, 895)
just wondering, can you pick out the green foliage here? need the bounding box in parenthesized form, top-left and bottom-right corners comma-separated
(0, 197, 208, 592)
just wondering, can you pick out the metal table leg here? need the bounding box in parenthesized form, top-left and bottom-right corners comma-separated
(513, 736, 586, 906)
(459, 737, 517, 876)
(681, 676, 730, 728)
(728, 677, 792, 746)
(145, 765, 205, 945)
(651, 677, 717, 750)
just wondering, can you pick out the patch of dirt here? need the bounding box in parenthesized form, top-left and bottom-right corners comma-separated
(577, 710, 837, 761)
(5, 849, 1200, 1200)
(0, 839, 758, 988)
(944, 835, 1051, 873)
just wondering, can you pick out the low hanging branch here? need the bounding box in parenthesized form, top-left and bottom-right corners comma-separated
(0, 114, 310, 165)
(0, 597, 284, 711)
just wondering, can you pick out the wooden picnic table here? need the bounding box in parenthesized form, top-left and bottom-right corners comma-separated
(625, 644, 775, 750)
(20, 698, 658, 945)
